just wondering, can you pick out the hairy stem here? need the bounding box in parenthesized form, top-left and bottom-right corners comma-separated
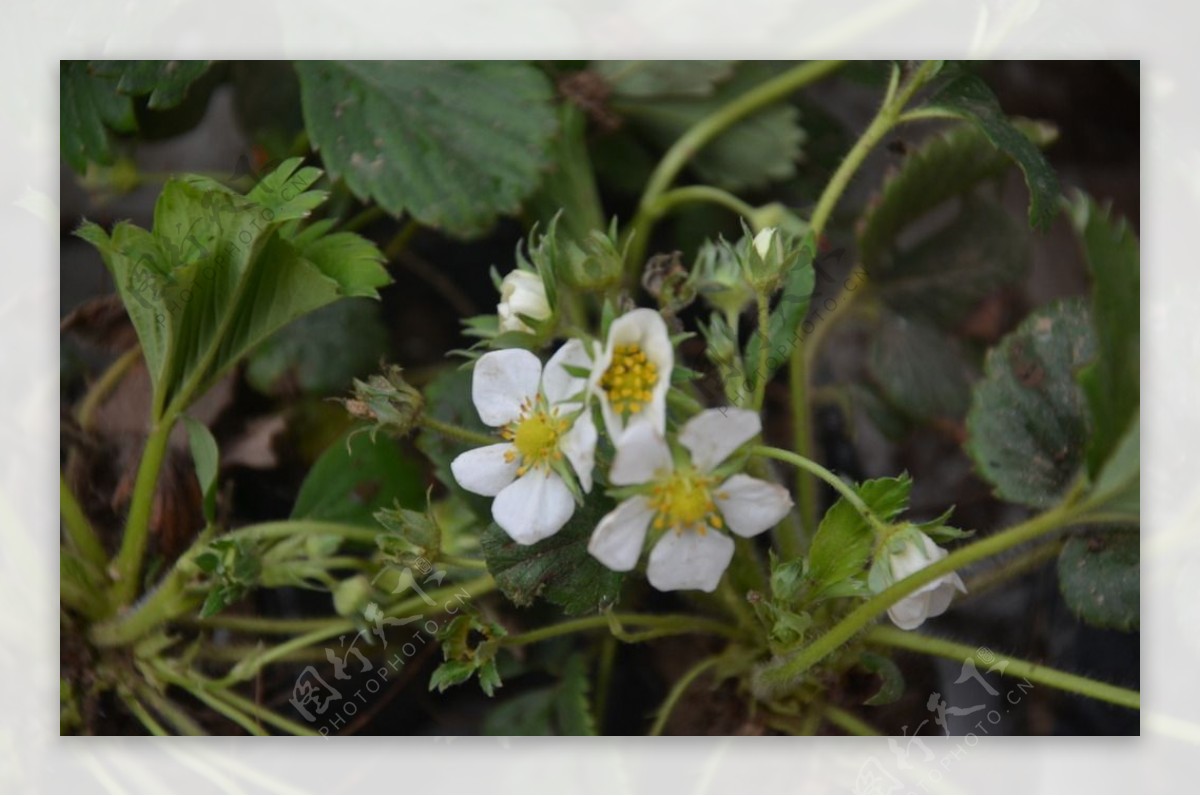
(652, 185, 760, 223)
(420, 414, 496, 447)
(110, 415, 177, 607)
(865, 625, 1140, 711)
(501, 612, 739, 647)
(752, 445, 888, 533)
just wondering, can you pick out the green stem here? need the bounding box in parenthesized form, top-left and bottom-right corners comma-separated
(191, 613, 350, 635)
(157, 663, 321, 736)
(824, 705, 881, 736)
(865, 625, 1140, 711)
(383, 218, 421, 261)
(119, 691, 169, 736)
(753, 503, 1082, 698)
(752, 290, 771, 411)
(110, 415, 177, 607)
(651, 185, 759, 222)
(420, 414, 496, 447)
(785, 61, 937, 536)
(752, 445, 888, 533)
(340, 205, 385, 233)
(134, 682, 207, 735)
(501, 612, 738, 647)
(437, 554, 488, 571)
(962, 537, 1065, 600)
(60, 473, 108, 573)
(210, 685, 320, 736)
(649, 655, 721, 736)
(177, 681, 269, 736)
(626, 60, 845, 271)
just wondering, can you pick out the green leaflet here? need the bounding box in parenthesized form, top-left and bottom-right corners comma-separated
(295, 60, 558, 238)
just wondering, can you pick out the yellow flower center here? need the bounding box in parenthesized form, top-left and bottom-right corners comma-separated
(649, 471, 724, 534)
(599, 343, 659, 417)
(501, 394, 569, 475)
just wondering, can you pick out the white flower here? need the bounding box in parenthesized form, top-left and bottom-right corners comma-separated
(753, 226, 776, 259)
(870, 527, 967, 630)
(588, 308, 673, 442)
(497, 269, 550, 334)
(587, 408, 792, 592)
(450, 344, 596, 545)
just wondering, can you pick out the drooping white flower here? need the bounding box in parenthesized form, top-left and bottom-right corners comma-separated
(869, 527, 967, 630)
(497, 269, 551, 334)
(450, 345, 596, 545)
(587, 408, 792, 592)
(589, 308, 673, 442)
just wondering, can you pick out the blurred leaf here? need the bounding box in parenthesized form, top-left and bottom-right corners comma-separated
(594, 60, 735, 98)
(1083, 414, 1139, 522)
(860, 650, 905, 706)
(61, 60, 210, 171)
(480, 496, 623, 616)
(430, 614, 507, 697)
(291, 431, 424, 527)
(295, 60, 558, 238)
(91, 60, 212, 110)
(182, 416, 219, 525)
(246, 298, 389, 397)
(868, 313, 972, 423)
(1057, 530, 1139, 631)
(482, 653, 597, 735)
(230, 60, 305, 159)
(873, 200, 1031, 329)
(922, 71, 1061, 229)
(966, 300, 1096, 508)
(743, 233, 816, 391)
(858, 120, 1056, 274)
(616, 62, 806, 192)
(1068, 194, 1140, 479)
(806, 476, 911, 601)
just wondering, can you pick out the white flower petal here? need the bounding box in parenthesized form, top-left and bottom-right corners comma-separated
(472, 348, 543, 427)
(594, 308, 674, 439)
(608, 422, 673, 486)
(888, 592, 934, 630)
(679, 408, 761, 472)
(497, 270, 550, 334)
(450, 443, 518, 497)
(543, 338, 592, 407)
(923, 577, 963, 621)
(646, 529, 735, 592)
(560, 411, 598, 492)
(588, 496, 653, 572)
(714, 474, 793, 537)
(492, 469, 575, 545)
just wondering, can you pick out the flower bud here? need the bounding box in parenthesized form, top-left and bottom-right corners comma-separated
(692, 239, 755, 321)
(341, 364, 424, 438)
(868, 525, 967, 630)
(559, 223, 626, 292)
(497, 269, 551, 334)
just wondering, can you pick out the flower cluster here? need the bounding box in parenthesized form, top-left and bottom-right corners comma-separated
(451, 280, 791, 592)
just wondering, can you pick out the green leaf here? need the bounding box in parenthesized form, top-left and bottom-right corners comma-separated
(291, 431, 424, 527)
(480, 496, 623, 616)
(868, 312, 971, 423)
(594, 60, 735, 98)
(1057, 530, 1139, 631)
(482, 653, 597, 736)
(743, 233, 816, 390)
(857, 120, 1056, 274)
(60, 60, 211, 172)
(75, 160, 391, 417)
(245, 298, 389, 397)
(1083, 414, 1139, 522)
(182, 416, 219, 525)
(1068, 194, 1140, 478)
(295, 60, 559, 238)
(966, 300, 1096, 508)
(806, 475, 911, 599)
(429, 660, 476, 693)
(244, 156, 328, 222)
(922, 72, 1061, 229)
(860, 650, 906, 706)
(873, 200, 1031, 329)
(616, 62, 806, 192)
